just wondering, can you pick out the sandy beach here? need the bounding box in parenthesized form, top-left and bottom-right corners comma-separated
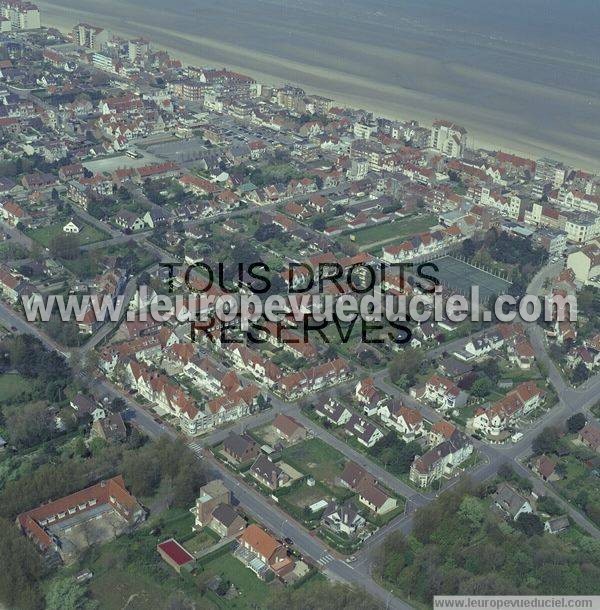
(36, 0, 600, 172)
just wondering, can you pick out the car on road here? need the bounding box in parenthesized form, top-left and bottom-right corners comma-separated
(345, 556, 357, 563)
(511, 432, 523, 443)
(283, 537, 294, 546)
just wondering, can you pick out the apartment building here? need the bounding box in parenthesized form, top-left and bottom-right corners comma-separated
(535, 157, 566, 189)
(564, 212, 600, 243)
(430, 119, 467, 158)
(567, 242, 600, 286)
(409, 429, 473, 488)
(72, 22, 110, 50)
(0, 0, 40, 30)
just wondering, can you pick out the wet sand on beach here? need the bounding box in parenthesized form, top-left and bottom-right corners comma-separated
(36, 0, 600, 171)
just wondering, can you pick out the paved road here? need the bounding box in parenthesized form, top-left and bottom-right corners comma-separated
(0, 221, 35, 250)
(71, 207, 120, 238)
(0, 296, 409, 607)
(0, 298, 68, 356)
(3, 212, 599, 607)
(204, 455, 410, 610)
(78, 263, 161, 355)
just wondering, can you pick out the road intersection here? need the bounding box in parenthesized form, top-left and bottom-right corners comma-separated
(1, 242, 598, 609)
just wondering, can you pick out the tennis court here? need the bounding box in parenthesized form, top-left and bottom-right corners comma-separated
(428, 256, 512, 303)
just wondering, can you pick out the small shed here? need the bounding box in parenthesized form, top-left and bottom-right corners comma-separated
(157, 539, 195, 573)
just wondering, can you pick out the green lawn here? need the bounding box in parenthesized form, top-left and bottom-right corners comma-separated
(200, 552, 275, 609)
(88, 567, 188, 610)
(184, 529, 219, 555)
(27, 221, 108, 247)
(553, 451, 600, 527)
(348, 214, 437, 248)
(281, 480, 333, 510)
(150, 508, 196, 541)
(283, 438, 346, 487)
(60, 242, 156, 278)
(499, 359, 543, 383)
(70, 528, 216, 610)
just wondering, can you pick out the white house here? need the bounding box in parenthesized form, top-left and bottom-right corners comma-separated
(63, 219, 84, 234)
(378, 402, 425, 440)
(492, 483, 533, 521)
(344, 414, 384, 448)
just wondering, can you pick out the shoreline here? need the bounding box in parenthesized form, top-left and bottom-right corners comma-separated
(37, 3, 599, 172)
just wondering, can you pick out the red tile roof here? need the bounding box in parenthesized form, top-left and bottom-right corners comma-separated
(17, 476, 140, 551)
(157, 539, 195, 566)
(238, 524, 281, 560)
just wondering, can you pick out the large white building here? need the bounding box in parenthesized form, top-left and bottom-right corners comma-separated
(430, 119, 467, 158)
(72, 22, 110, 50)
(91, 53, 119, 74)
(128, 38, 150, 63)
(564, 212, 600, 244)
(567, 242, 600, 286)
(0, 0, 40, 30)
(535, 157, 566, 189)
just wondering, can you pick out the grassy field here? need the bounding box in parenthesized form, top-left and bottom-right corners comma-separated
(153, 508, 196, 541)
(88, 567, 190, 610)
(349, 214, 437, 247)
(282, 480, 333, 510)
(184, 529, 219, 555)
(74, 528, 213, 610)
(200, 552, 277, 609)
(283, 438, 346, 487)
(554, 451, 600, 527)
(60, 241, 156, 278)
(27, 221, 108, 247)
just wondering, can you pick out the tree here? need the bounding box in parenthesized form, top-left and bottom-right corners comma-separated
(126, 426, 145, 449)
(572, 362, 590, 385)
(388, 347, 424, 385)
(471, 376, 493, 398)
(45, 577, 97, 610)
(254, 224, 282, 242)
(0, 518, 44, 609)
(458, 496, 486, 528)
(480, 359, 501, 383)
(311, 215, 326, 231)
(566, 413, 587, 434)
(515, 512, 544, 536)
(268, 581, 381, 610)
(82, 351, 100, 379)
(373, 486, 600, 603)
(537, 495, 562, 516)
(497, 463, 516, 481)
(372, 531, 409, 582)
(122, 449, 161, 497)
(108, 397, 126, 413)
(532, 426, 561, 455)
(49, 233, 80, 260)
(6, 402, 55, 448)
(171, 456, 206, 508)
(585, 502, 600, 528)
